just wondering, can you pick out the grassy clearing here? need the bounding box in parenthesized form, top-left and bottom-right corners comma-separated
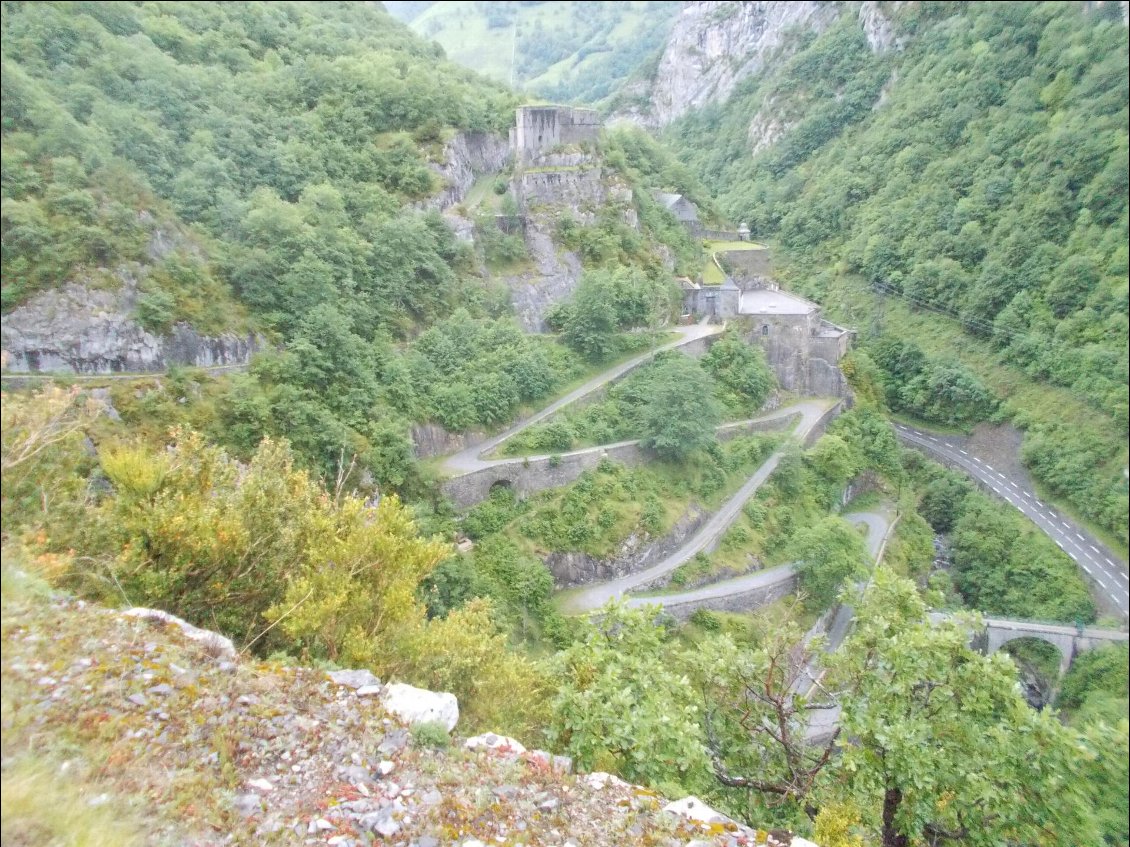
(702, 256, 726, 285)
(461, 173, 505, 211)
(701, 240, 768, 284)
(704, 240, 768, 252)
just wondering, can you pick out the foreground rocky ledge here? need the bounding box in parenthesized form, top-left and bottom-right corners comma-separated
(1, 582, 815, 846)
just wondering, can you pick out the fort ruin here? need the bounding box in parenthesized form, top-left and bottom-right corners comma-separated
(509, 105, 601, 164)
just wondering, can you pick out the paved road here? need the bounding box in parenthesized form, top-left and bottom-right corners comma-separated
(822, 510, 893, 653)
(625, 508, 892, 619)
(559, 399, 839, 614)
(441, 321, 723, 475)
(789, 510, 894, 701)
(894, 423, 1129, 620)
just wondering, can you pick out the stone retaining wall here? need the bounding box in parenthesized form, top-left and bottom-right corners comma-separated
(653, 569, 798, 621)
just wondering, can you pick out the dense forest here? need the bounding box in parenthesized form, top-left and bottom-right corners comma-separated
(669, 2, 1130, 544)
(2, 3, 1128, 846)
(385, 0, 680, 104)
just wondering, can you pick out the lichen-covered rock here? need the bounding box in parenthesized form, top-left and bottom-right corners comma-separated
(327, 669, 381, 690)
(381, 682, 459, 731)
(418, 131, 510, 213)
(1, 275, 259, 375)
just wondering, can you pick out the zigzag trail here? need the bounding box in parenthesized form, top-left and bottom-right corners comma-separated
(440, 321, 723, 476)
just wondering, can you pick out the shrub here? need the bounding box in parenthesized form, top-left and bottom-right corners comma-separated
(410, 721, 451, 750)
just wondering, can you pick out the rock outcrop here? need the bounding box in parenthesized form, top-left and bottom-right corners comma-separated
(500, 220, 584, 333)
(381, 682, 460, 732)
(419, 131, 510, 213)
(6, 585, 827, 845)
(121, 606, 237, 659)
(1, 275, 260, 375)
(647, 1, 840, 127)
(629, 0, 903, 128)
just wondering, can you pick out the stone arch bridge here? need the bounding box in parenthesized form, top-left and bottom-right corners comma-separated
(932, 613, 1128, 677)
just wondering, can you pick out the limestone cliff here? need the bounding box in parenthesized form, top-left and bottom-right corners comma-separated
(419, 131, 511, 213)
(1, 274, 260, 375)
(628, 1, 902, 128)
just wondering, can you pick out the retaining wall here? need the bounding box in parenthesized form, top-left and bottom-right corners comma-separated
(650, 568, 798, 621)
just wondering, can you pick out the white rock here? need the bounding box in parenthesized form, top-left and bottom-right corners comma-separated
(313, 818, 334, 832)
(356, 684, 383, 697)
(790, 839, 820, 847)
(247, 778, 274, 792)
(663, 796, 732, 825)
(381, 683, 459, 732)
(327, 669, 381, 690)
(583, 771, 628, 791)
(123, 607, 236, 659)
(464, 732, 526, 755)
(377, 760, 395, 776)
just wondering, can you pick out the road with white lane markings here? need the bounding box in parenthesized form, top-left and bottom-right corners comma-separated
(894, 423, 1129, 621)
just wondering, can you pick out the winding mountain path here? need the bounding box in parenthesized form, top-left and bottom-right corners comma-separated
(558, 399, 839, 614)
(894, 422, 1129, 620)
(441, 321, 723, 475)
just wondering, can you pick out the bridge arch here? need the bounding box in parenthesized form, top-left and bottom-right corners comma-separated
(985, 626, 1075, 679)
(488, 478, 514, 495)
(995, 637, 1067, 706)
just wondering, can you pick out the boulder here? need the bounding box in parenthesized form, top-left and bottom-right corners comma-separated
(662, 796, 732, 825)
(464, 732, 526, 755)
(327, 669, 381, 690)
(381, 683, 459, 732)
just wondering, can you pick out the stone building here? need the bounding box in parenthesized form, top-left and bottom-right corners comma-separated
(653, 191, 702, 234)
(509, 105, 601, 164)
(682, 278, 853, 397)
(681, 276, 740, 318)
(739, 284, 852, 396)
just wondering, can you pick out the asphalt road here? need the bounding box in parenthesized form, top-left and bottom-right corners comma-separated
(441, 321, 723, 475)
(558, 399, 839, 614)
(894, 423, 1129, 620)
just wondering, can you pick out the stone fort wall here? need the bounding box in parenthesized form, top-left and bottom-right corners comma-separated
(511, 106, 601, 163)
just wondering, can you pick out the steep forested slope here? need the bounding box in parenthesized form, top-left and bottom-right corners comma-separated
(1, 1, 515, 328)
(385, 0, 679, 104)
(668, 2, 1129, 543)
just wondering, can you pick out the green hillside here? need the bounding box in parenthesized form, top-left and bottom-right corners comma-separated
(669, 2, 1130, 544)
(385, 0, 679, 104)
(2, 4, 1127, 846)
(1, 1, 515, 327)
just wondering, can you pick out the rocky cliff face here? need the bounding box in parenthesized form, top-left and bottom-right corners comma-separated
(634, 1, 901, 128)
(499, 220, 585, 333)
(501, 157, 636, 332)
(419, 131, 510, 213)
(1, 274, 260, 375)
(544, 503, 711, 587)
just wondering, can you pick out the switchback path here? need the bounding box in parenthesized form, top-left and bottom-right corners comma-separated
(441, 321, 723, 475)
(894, 423, 1129, 620)
(625, 508, 892, 620)
(558, 398, 839, 614)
